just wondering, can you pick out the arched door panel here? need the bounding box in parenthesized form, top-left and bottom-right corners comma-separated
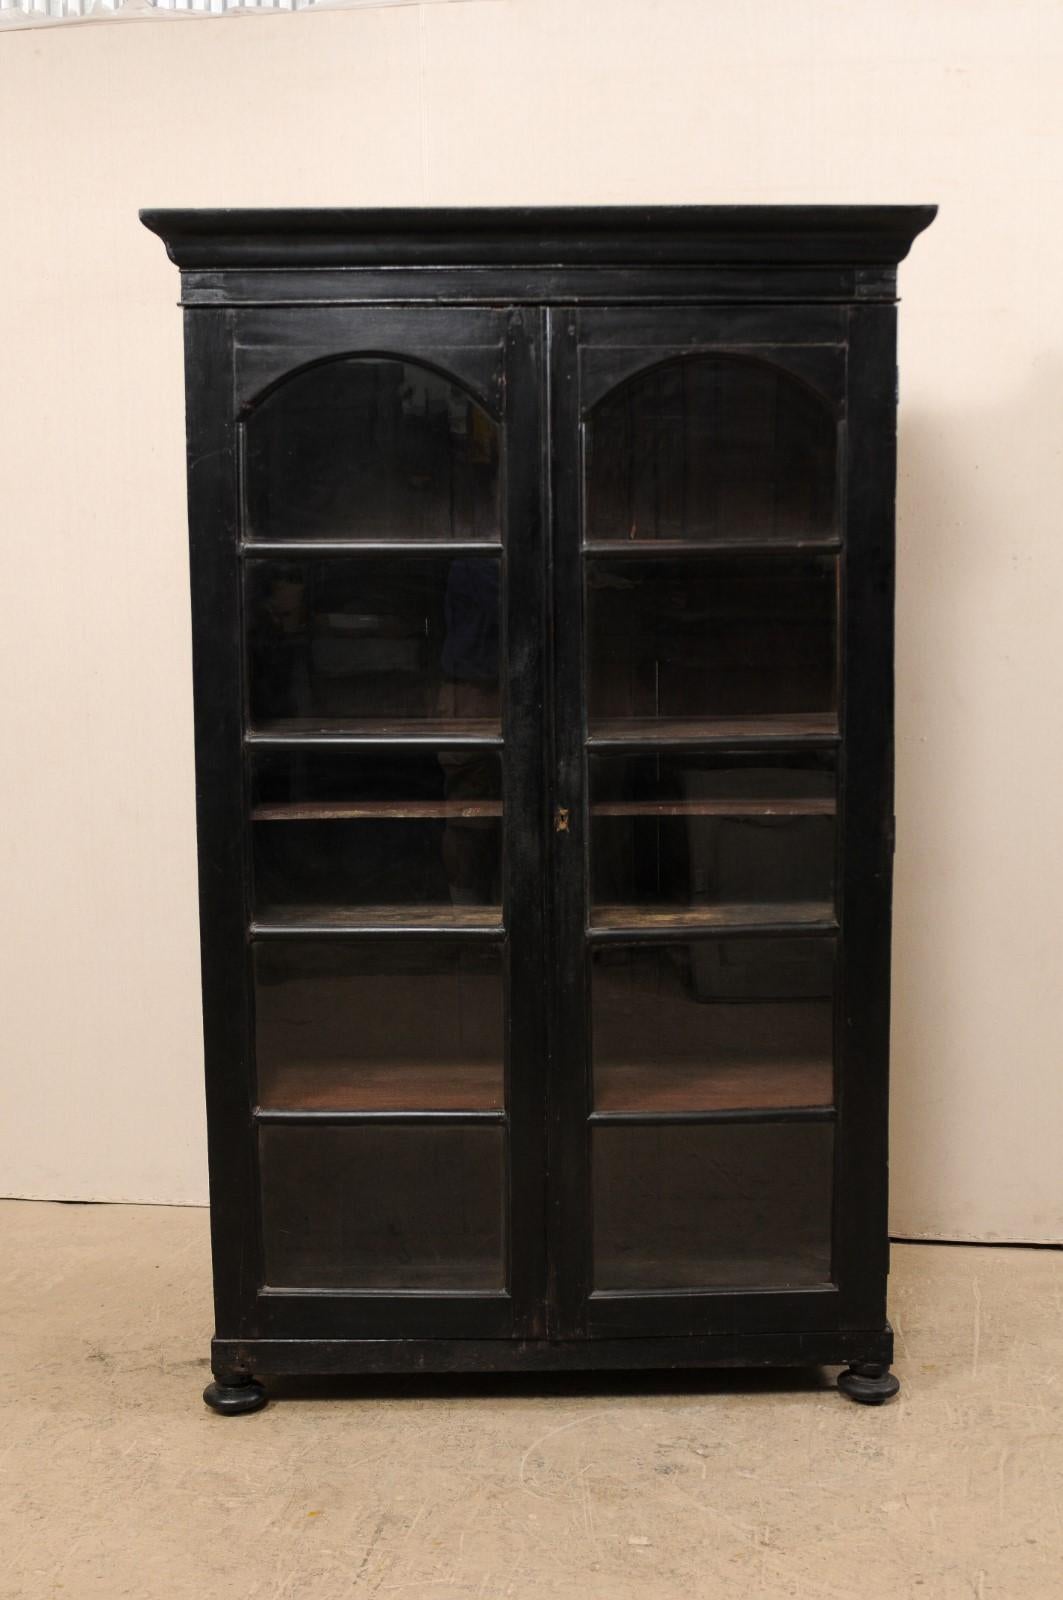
(243, 356, 501, 545)
(585, 354, 838, 548)
(233, 306, 504, 412)
(575, 304, 846, 415)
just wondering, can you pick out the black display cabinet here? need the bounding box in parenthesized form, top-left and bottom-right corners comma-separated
(141, 206, 936, 1412)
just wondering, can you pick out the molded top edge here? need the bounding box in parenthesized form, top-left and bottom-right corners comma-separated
(140, 205, 937, 270)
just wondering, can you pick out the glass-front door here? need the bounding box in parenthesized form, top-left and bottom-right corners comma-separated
(548, 306, 863, 1339)
(237, 309, 547, 1339)
(234, 301, 874, 1345)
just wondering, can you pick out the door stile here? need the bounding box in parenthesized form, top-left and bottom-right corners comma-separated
(545, 307, 593, 1338)
(184, 307, 264, 1340)
(502, 306, 551, 1338)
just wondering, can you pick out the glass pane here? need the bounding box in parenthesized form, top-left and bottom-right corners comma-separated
(254, 941, 504, 1111)
(259, 1124, 505, 1290)
(244, 358, 500, 543)
(585, 355, 835, 544)
(591, 938, 834, 1113)
(247, 555, 500, 730)
(590, 752, 835, 914)
(251, 749, 502, 913)
(586, 557, 836, 728)
(593, 1123, 833, 1290)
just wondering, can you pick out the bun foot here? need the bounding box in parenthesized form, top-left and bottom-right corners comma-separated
(203, 1374, 268, 1415)
(838, 1362, 900, 1406)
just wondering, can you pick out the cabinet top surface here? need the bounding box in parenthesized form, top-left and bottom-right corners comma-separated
(140, 204, 936, 270)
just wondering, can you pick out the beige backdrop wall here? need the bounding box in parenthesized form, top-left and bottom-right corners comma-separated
(1, 0, 1060, 1241)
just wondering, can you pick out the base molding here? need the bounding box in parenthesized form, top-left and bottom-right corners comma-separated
(213, 1324, 893, 1379)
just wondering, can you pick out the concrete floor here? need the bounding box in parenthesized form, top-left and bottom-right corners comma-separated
(1, 1202, 1061, 1600)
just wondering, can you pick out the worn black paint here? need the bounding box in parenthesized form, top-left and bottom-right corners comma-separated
(144, 206, 936, 1411)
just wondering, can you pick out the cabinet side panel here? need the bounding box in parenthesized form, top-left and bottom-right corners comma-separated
(183, 306, 261, 1340)
(834, 302, 898, 1326)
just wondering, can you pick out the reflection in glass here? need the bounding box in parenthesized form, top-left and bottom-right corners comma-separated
(585, 355, 835, 544)
(593, 1122, 833, 1290)
(591, 938, 834, 1113)
(244, 357, 500, 542)
(254, 941, 504, 1111)
(590, 752, 835, 913)
(260, 1124, 506, 1289)
(251, 749, 502, 912)
(586, 557, 836, 726)
(246, 556, 500, 729)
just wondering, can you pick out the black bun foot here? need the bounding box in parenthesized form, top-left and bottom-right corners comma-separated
(203, 1375, 268, 1415)
(838, 1362, 900, 1406)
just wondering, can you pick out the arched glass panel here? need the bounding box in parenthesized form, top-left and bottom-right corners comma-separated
(585, 355, 835, 545)
(244, 357, 501, 542)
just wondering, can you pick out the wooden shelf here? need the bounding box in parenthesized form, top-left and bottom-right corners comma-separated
(242, 539, 502, 558)
(583, 537, 841, 559)
(253, 798, 827, 821)
(589, 901, 836, 939)
(595, 1057, 832, 1115)
(253, 904, 504, 937)
(254, 1059, 831, 1119)
(587, 713, 838, 749)
(591, 798, 834, 818)
(257, 1059, 504, 1113)
(248, 718, 503, 748)
(252, 800, 503, 821)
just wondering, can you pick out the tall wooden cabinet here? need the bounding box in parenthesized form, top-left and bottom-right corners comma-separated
(141, 206, 935, 1411)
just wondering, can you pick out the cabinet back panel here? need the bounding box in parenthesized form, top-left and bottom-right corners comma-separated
(585, 558, 837, 722)
(246, 556, 501, 727)
(259, 1123, 507, 1291)
(254, 941, 504, 1112)
(592, 1122, 834, 1292)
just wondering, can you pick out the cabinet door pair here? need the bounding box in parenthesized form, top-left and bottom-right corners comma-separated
(192, 301, 893, 1346)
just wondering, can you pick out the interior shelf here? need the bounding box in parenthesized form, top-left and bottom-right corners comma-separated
(247, 718, 503, 748)
(589, 901, 836, 938)
(252, 800, 504, 821)
(583, 537, 841, 559)
(590, 797, 834, 818)
(252, 798, 829, 821)
(242, 538, 502, 558)
(257, 1059, 504, 1114)
(587, 713, 839, 749)
(254, 1059, 831, 1118)
(252, 904, 504, 936)
(595, 1057, 833, 1115)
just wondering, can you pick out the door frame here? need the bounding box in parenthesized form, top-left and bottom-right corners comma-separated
(188, 303, 550, 1345)
(544, 302, 893, 1340)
